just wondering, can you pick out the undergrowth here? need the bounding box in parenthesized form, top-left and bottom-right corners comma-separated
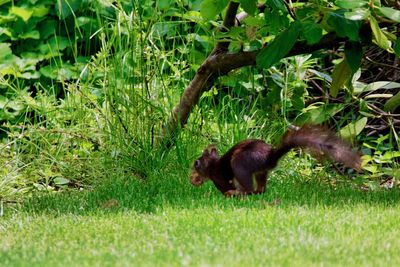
(1, 1, 399, 203)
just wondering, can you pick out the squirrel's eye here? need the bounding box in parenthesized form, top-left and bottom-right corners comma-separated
(195, 160, 201, 169)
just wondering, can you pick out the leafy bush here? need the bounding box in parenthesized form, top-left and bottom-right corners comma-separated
(0, 0, 399, 201)
(193, 0, 400, 181)
(0, 0, 129, 129)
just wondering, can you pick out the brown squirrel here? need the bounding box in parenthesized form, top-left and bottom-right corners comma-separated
(190, 125, 362, 196)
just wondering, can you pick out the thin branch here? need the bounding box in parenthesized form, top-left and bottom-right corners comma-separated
(161, 0, 350, 147)
(283, 0, 296, 20)
(207, 32, 345, 76)
(215, 1, 240, 52)
(365, 56, 400, 71)
(368, 103, 400, 117)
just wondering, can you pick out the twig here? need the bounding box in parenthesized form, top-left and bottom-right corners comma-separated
(365, 56, 400, 71)
(310, 79, 326, 95)
(331, 163, 345, 176)
(283, 0, 296, 20)
(215, 1, 240, 52)
(368, 103, 400, 117)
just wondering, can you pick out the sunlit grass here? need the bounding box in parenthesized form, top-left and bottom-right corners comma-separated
(3, 207, 400, 266)
(1, 2, 400, 267)
(1, 171, 400, 266)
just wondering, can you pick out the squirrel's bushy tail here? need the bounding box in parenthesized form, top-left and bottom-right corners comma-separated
(270, 125, 362, 171)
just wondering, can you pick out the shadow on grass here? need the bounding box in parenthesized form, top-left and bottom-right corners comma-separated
(19, 173, 400, 217)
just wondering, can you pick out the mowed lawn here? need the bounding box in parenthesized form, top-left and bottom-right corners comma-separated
(1, 175, 400, 267)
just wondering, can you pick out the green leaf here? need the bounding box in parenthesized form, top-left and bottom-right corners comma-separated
(295, 104, 344, 124)
(0, 96, 8, 109)
(292, 86, 305, 110)
(327, 11, 362, 41)
(308, 69, 332, 83)
(372, 0, 381, 6)
(363, 164, 378, 174)
(152, 22, 180, 38)
(268, 0, 286, 11)
(382, 151, 400, 160)
(32, 5, 50, 17)
(158, 0, 172, 10)
(243, 16, 266, 27)
(395, 38, 400, 57)
(264, 8, 289, 34)
(239, 0, 257, 15)
(384, 91, 400, 112)
(10, 6, 33, 22)
(383, 168, 400, 179)
(19, 30, 40, 40)
(300, 21, 322, 45)
(345, 42, 362, 74)
(335, 0, 368, 9)
(330, 60, 352, 97)
(53, 177, 70, 185)
(56, 0, 81, 19)
(256, 22, 300, 69)
(378, 7, 400, 23)
(182, 11, 203, 24)
(39, 65, 58, 79)
(48, 36, 70, 51)
(77, 16, 92, 27)
(370, 16, 391, 50)
(264, 86, 281, 106)
(340, 117, 368, 139)
(364, 94, 393, 99)
(57, 64, 76, 80)
(0, 43, 12, 61)
(344, 8, 370, 20)
(354, 81, 400, 94)
(200, 0, 229, 20)
(6, 100, 25, 112)
(38, 19, 57, 39)
(0, 26, 13, 38)
(20, 71, 40, 79)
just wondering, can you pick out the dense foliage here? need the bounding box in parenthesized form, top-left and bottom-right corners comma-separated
(0, 0, 399, 201)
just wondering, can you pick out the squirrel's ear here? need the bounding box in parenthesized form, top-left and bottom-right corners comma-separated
(210, 147, 219, 158)
(202, 148, 210, 156)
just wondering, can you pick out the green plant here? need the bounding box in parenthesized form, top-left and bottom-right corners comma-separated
(171, 0, 400, 185)
(1, 0, 399, 202)
(0, 0, 127, 128)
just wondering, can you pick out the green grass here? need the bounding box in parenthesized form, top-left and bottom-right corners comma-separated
(1, 1, 399, 266)
(2, 170, 400, 267)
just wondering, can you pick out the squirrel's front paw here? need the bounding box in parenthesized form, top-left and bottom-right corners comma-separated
(224, 190, 240, 197)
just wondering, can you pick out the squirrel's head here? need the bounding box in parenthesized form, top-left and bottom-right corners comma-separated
(190, 145, 219, 186)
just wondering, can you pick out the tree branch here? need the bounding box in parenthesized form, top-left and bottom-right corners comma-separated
(160, 1, 347, 147)
(160, 2, 240, 147)
(208, 32, 345, 75)
(215, 1, 240, 52)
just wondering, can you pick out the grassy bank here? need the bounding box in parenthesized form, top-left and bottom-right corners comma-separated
(1, 171, 400, 267)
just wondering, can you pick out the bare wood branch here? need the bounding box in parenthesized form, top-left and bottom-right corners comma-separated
(160, 0, 348, 147)
(215, 1, 240, 52)
(283, 0, 296, 20)
(161, 2, 240, 147)
(161, 31, 345, 147)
